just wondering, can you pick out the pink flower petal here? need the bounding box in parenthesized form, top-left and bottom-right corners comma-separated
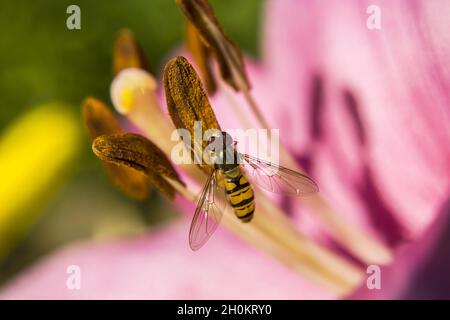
(349, 196, 450, 299)
(0, 219, 331, 299)
(258, 0, 450, 243)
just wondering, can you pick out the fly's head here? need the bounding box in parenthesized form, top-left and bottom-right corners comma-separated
(207, 131, 237, 171)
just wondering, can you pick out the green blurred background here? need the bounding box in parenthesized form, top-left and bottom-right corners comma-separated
(0, 0, 262, 285)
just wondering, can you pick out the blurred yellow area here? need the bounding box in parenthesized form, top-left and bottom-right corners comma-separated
(0, 103, 81, 260)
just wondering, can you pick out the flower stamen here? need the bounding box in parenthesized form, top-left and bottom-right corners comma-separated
(82, 97, 151, 200)
(92, 132, 184, 199)
(113, 29, 150, 76)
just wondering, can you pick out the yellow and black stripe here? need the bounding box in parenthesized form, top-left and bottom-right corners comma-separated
(223, 168, 255, 222)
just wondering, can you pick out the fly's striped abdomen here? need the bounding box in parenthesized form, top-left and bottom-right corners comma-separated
(223, 167, 255, 222)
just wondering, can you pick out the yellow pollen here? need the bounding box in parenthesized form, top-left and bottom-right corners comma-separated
(120, 84, 136, 113)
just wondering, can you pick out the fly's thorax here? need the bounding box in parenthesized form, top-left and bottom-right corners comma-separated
(208, 131, 240, 171)
(214, 147, 240, 172)
(223, 165, 241, 179)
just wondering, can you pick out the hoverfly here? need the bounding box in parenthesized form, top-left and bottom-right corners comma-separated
(189, 131, 319, 250)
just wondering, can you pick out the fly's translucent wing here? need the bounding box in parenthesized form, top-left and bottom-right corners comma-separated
(189, 170, 224, 251)
(240, 154, 319, 196)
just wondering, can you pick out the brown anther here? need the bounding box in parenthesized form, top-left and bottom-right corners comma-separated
(185, 21, 216, 94)
(163, 56, 221, 173)
(176, 0, 250, 92)
(92, 133, 184, 199)
(113, 29, 151, 76)
(82, 97, 151, 200)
